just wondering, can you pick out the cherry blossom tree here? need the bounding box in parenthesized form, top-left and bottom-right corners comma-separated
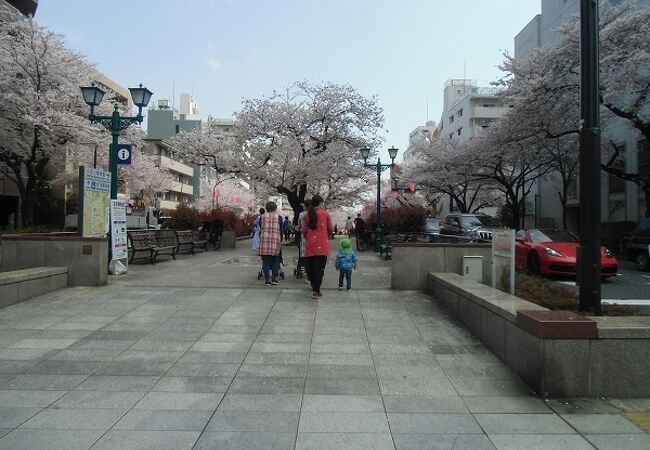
(403, 138, 497, 214)
(235, 81, 384, 219)
(0, 18, 94, 226)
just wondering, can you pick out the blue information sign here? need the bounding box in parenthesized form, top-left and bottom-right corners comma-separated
(115, 144, 132, 165)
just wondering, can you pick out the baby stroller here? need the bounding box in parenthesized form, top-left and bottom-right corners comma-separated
(294, 234, 306, 279)
(257, 249, 285, 280)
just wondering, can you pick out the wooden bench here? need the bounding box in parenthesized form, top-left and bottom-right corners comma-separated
(129, 232, 176, 264)
(192, 230, 209, 252)
(174, 230, 209, 254)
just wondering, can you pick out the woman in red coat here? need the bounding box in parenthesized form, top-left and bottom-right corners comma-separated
(301, 194, 333, 298)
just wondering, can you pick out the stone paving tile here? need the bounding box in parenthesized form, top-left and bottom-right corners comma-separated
(46, 349, 123, 361)
(134, 392, 224, 410)
(295, 432, 394, 450)
(75, 375, 160, 392)
(207, 410, 299, 432)
(305, 377, 380, 395)
(52, 390, 144, 409)
(114, 409, 212, 431)
(0, 428, 104, 450)
(244, 352, 310, 365)
(91, 430, 199, 450)
(584, 433, 650, 450)
(153, 376, 232, 393)
(0, 389, 66, 407)
(0, 348, 57, 360)
(167, 362, 240, 378)
(298, 411, 390, 433)
(229, 376, 305, 394)
(382, 394, 469, 414)
(3, 374, 88, 391)
(546, 398, 623, 415)
(0, 406, 41, 428)
(392, 433, 496, 450)
(310, 343, 370, 354)
(379, 377, 457, 396)
(475, 413, 575, 434)
(179, 351, 248, 364)
(489, 434, 596, 450)
(194, 431, 296, 450)
(450, 377, 532, 397)
(561, 413, 644, 434)
(238, 364, 308, 378)
(387, 413, 483, 434)
(18, 407, 125, 430)
(94, 361, 174, 376)
(308, 352, 374, 366)
(218, 393, 302, 412)
(190, 342, 251, 352)
(462, 395, 553, 414)
(302, 394, 384, 412)
(307, 364, 377, 379)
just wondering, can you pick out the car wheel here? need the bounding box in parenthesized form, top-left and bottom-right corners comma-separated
(527, 252, 541, 276)
(635, 251, 650, 271)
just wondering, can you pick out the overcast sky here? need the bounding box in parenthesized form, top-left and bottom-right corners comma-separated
(37, 0, 540, 160)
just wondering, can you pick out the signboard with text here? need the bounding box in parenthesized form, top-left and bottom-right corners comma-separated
(110, 199, 128, 261)
(78, 166, 111, 237)
(492, 229, 515, 295)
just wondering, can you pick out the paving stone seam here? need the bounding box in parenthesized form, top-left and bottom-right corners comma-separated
(192, 286, 284, 449)
(357, 289, 398, 450)
(295, 287, 318, 450)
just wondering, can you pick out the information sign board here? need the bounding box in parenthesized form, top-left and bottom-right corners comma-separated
(110, 199, 128, 261)
(78, 166, 110, 237)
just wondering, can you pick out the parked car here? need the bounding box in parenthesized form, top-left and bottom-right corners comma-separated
(514, 229, 618, 278)
(626, 218, 650, 271)
(425, 218, 441, 234)
(439, 213, 498, 241)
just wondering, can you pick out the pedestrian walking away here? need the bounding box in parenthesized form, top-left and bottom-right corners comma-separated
(251, 207, 265, 251)
(282, 215, 291, 241)
(257, 202, 283, 285)
(295, 199, 311, 279)
(302, 194, 333, 298)
(345, 215, 354, 235)
(335, 238, 357, 290)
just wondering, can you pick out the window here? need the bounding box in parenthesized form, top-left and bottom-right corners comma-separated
(175, 125, 180, 134)
(639, 139, 650, 178)
(457, 108, 463, 117)
(457, 128, 462, 136)
(448, 133, 453, 139)
(609, 200, 625, 221)
(449, 115, 454, 124)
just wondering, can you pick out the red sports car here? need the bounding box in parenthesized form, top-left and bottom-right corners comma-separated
(514, 229, 618, 278)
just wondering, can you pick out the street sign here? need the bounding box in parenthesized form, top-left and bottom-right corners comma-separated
(115, 144, 132, 165)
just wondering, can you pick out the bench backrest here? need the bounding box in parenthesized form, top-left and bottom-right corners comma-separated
(130, 232, 157, 250)
(175, 230, 193, 244)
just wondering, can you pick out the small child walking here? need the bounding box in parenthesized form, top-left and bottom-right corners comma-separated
(335, 238, 357, 290)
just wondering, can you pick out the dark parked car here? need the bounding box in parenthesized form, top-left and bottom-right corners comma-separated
(439, 213, 498, 241)
(626, 218, 650, 271)
(425, 218, 441, 234)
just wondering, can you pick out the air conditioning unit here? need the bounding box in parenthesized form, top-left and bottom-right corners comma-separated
(158, 99, 170, 109)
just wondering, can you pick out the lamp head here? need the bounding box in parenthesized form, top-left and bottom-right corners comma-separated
(388, 146, 399, 162)
(80, 84, 105, 107)
(360, 148, 370, 162)
(129, 84, 153, 108)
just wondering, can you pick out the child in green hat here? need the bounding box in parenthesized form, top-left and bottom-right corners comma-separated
(335, 238, 357, 290)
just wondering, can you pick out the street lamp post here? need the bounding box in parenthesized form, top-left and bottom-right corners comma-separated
(80, 83, 153, 199)
(360, 146, 398, 253)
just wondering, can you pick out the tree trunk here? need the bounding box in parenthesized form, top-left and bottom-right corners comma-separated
(644, 185, 650, 219)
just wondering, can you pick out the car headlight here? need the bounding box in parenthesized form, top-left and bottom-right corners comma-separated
(544, 247, 564, 257)
(604, 248, 613, 258)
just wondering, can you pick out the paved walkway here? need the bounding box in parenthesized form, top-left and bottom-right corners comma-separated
(0, 239, 648, 449)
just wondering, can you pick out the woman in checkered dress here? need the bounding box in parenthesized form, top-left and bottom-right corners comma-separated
(257, 201, 283, 285)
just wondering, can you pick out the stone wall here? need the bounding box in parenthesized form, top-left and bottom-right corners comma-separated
(0, 233, 108, 286)
(391, 243, 493, 290)
(427, 272, 650, 398)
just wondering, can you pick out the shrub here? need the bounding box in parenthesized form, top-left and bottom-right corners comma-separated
(167, 203, 201, 230)
(364, 205, 427, 233)
(199, 207, 246, 235)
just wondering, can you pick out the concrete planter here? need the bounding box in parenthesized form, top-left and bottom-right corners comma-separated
(220, 231, 236, 248)
(0, 233, 108, 286)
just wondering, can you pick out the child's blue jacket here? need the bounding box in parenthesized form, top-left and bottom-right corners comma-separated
(335, 251, 357, 271)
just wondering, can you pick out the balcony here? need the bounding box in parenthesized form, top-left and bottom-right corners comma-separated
(159, 155, 194, 177)
(471, 106, 508, 119)
(169, 181, 193, 196)
(159, 199, 179, 211)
